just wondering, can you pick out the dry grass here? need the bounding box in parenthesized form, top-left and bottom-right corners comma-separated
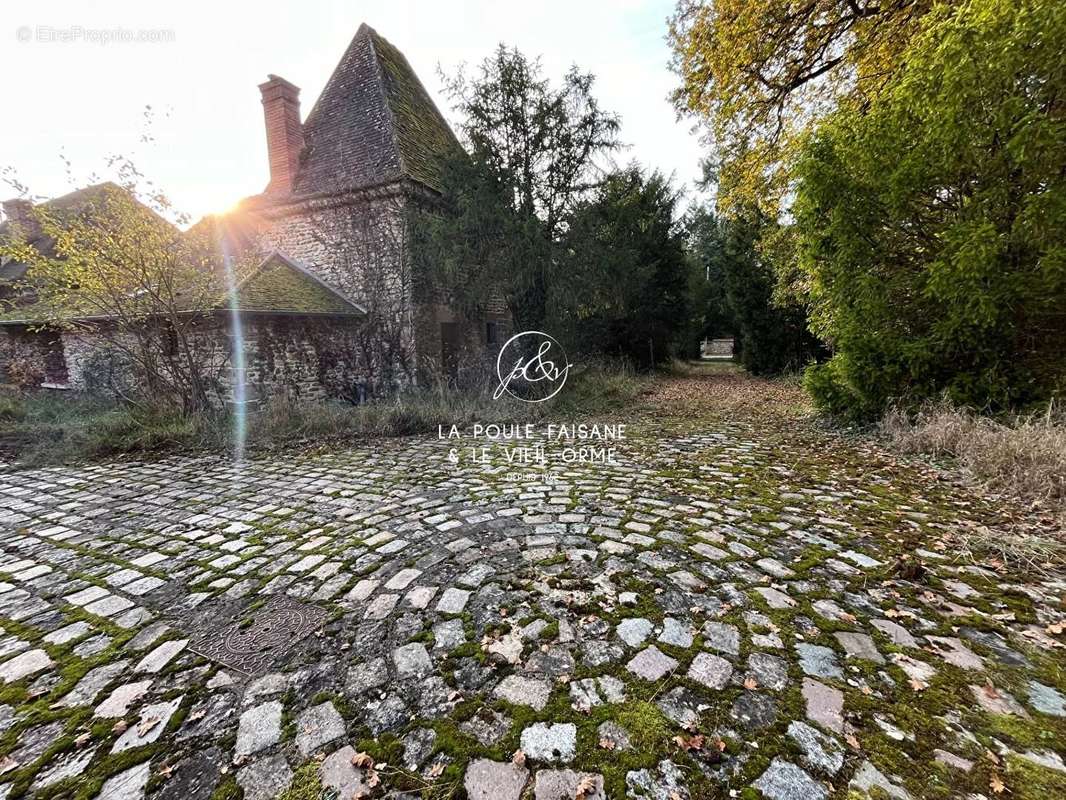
(879, 399, 1066, 522)
(958, 524, 1066, 575)
(0, 363, 651, 466)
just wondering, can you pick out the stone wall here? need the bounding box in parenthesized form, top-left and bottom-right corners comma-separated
(167, 314, 375, 406)
(219, 314, 372, 404)
(0, 326, 67, 386)
(253, 189, 418, 388)
(413, 301, 511, 389)
(0, 314, 372, 406)
(702, 338, 735, 358)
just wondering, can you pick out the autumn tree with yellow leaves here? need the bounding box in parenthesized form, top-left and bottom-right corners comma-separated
(668, 0, 929, 216)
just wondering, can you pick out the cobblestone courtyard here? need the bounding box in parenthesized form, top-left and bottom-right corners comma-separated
(0, 372, 1063, 799)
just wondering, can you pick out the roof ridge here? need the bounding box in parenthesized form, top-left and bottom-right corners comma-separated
(300, 25, 360, 132)
(228, 251, 365, 314)
(364, 27, 410, 181)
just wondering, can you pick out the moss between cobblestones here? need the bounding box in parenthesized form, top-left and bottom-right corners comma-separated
(31, 741, 166, 800)
(209, 775, 243, 800)
(59, 546, 169, 582)
(538, 620, 560, 641)
(578, 700, 677, 796)
(280, 687, 298, 743)
(276, 761, 322, 800)
(408, 629, 435, 647)
(1005, 753, 1066, 799)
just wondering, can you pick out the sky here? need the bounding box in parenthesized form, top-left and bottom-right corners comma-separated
(0, 0, 708, 226)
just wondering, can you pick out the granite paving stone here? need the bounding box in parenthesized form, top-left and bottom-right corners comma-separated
(464, 758, 528, 800)
(58, 659, 129, 707)
(687, 652, 733, 690)
(237, 754, 293, 800)
(753, 757, 828, 800)
(95, 680, 152, 718)
(626, 646, 678, 681)
(533, 769, 605, 799)
(0, 649, 52, 683)
(320, 745, 374, 797)
(236, 700, 283, 757)
(520, 722, 577, 763)
(802, 678, 845, 734)
(96, 761, 151, 800)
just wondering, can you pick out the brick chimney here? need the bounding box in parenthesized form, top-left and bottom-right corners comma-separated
(259, 74, 304, 196)
(2, 198, 40, 240)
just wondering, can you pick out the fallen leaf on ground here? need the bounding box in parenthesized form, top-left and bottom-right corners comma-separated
(350, 751, 374, 769)
(365, 768, 380, 789)
(575, 775, 598, 800)
(137, 715, 162, 736)
(672, 733, 705, 751)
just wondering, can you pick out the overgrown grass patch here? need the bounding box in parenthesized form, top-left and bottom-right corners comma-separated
(880, 400, 1066, 517)
(0, 363, 651, 466)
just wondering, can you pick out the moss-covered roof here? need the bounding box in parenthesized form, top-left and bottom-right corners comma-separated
(224, 253, 364, 315)
(372, 27, 463, 192)
(291, 23, 461, 196)
(0, 252, 363, 325)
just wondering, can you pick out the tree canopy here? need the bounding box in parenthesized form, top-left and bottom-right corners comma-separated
(796, 0, 1066, 417)
(559, 166, 690, 367)
(669, 0, 928, 214)
(418, 46, 621, 331)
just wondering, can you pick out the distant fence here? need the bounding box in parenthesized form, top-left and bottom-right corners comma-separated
(700, 338, 734, 358)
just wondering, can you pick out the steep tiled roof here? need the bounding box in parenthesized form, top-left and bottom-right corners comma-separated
(292, 23, 461, 196)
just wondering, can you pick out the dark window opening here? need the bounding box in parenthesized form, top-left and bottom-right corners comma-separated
(486, 321, 499, 345)
(440, 322, 461, 382)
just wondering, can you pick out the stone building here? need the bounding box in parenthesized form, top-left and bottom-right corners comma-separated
(0, 23, 507, 402)
(1, 227, 368, 404)
(219, 21, 509, 388)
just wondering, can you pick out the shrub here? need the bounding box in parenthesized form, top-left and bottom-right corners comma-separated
(795, 0, 1066, 419)
(0, 361, 651, 465)
(0, 393, 26, 422)
(801, 362, 856, 420)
